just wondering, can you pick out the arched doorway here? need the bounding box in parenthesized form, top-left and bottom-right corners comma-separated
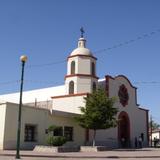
(118, 111, 130, 148)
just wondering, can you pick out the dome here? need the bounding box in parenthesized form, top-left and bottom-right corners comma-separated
(70, 47, 92, 56)
(70, 37, 93, 56)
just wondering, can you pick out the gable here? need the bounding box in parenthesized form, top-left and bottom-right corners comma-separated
(105, 75, 139, 108)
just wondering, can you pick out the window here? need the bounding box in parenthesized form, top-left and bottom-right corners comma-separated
(54, 127, 63, 136)
(69, 81, 74, 94)
(71, 61, 75, 74)
(91, 62, 95, 76)
(64, 126, 73, 141)
(92, 82, 97, 92)
(24, 124, 37, 142)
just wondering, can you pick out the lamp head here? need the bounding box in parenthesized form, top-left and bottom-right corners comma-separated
(20, 55, 28, 62)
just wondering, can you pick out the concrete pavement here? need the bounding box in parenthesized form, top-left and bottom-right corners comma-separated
(0, 148, 160, 159)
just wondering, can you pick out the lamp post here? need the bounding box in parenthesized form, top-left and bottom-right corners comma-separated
(15, 55, 27, 159)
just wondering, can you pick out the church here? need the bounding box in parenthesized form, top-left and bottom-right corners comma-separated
(0, 32, 149, 150)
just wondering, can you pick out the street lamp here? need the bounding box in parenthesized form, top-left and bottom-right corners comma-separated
(15, 55, 27, 159)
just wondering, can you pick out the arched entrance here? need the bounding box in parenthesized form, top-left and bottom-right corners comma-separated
(118, 111, 130, 148)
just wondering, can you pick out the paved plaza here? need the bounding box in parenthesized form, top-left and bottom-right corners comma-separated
(0, 148, 160, 160)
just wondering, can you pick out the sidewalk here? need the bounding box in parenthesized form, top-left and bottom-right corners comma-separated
(0, 148, 160, 159)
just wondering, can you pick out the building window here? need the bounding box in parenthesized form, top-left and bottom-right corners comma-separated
(69, 81, 74, 94)
(71, 61, 75, 74)
(54, 127, 63, 136)
(64, 126, 73, 141)
(24, 124, 37, 142)
(92, 82, 97, 92)
(91, 62, 95, 76)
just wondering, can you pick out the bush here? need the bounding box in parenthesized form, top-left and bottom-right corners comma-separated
(46, 136, 66, 146)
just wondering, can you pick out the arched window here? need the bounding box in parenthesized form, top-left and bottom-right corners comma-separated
(92, 82, 96, 92)
(91, 62, 95, 76)
(69, 81, 74, 94)
(71, 61, 75, 74)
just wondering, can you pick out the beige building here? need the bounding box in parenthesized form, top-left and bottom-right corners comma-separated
(0, 102, 85, 150)
(151, 130, 160, 140)
(0, 34, 149, 150)
(150, 129, 160, 142)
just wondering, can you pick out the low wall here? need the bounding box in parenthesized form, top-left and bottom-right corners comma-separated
(34, 145, 80, 152)
(80, 146, 110, 152)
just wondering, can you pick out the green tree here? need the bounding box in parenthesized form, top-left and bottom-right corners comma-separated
(150, 120, 160, 130)
(75, 89, 118, 146)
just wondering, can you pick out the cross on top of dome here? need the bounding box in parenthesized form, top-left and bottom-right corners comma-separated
(80, 27, 85, 38)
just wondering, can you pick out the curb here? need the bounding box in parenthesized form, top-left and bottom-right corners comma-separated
(1, 153, 160, 159)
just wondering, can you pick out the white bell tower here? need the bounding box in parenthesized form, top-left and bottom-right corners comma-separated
(65, 28, 98, 95)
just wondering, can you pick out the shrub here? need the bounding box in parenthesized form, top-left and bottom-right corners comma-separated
(46, 136, 66, 146)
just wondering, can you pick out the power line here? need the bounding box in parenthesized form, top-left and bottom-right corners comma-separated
(0, 80, 20, 86)
(134, 81, 160, 84)
(94, 29, 160, 55)
(1, 79, 160, 87)
(25, 28, 160, 68)
(1, 29, 160, 89)
(1, 79, 160, 95)
(24, 80, 63, 85)
(27, 60, 66, 68)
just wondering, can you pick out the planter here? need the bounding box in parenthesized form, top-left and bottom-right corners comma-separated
(80, 146, 109, 152)
(34, 145, 80, 152)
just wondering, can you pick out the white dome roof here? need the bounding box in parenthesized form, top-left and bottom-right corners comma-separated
(70, 37, 93, 56)
(70, 47, 92, 56)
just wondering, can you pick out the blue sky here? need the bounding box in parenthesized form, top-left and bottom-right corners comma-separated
(0, 0, 160, 123)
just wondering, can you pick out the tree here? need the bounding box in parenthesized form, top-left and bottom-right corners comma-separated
(75, 89, 118, 146)
(150, 120, 160, 130)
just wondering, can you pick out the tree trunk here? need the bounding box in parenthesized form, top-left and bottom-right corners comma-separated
(92, 129, 96, 146)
